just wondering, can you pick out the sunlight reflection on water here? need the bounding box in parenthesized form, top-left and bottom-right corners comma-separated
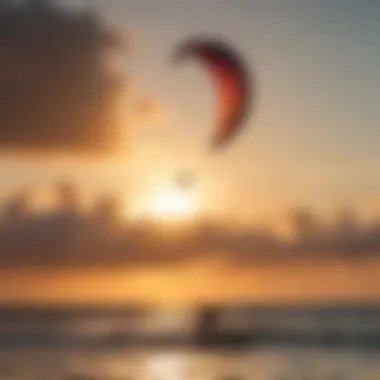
(0, 348, 379, 380)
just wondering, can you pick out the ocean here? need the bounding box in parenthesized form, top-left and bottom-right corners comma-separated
(1, 347, 380, 380)
(1, 306, 380, 380)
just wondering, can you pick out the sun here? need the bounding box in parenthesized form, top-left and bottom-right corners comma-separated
(148, 187, 198, 221)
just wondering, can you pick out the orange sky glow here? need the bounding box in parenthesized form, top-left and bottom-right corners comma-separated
(3, 256, 380, 306)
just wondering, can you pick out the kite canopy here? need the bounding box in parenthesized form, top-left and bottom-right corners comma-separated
(173, 37, 254, 150)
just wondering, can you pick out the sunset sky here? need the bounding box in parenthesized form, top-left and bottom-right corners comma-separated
(2, 0, 380, 219)
(1, 0, 380, 305)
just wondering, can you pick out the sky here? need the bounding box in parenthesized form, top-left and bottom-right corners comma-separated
(55, 0, 380, 220)
(1, 0, 380, 305)
(1, 0, 380, 219)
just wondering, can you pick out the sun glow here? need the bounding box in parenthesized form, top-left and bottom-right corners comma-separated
(147, 187, 198, 221)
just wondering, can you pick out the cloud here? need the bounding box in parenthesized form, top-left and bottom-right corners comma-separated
(0, 0, 128, 155)
(0, 185, 380, 267)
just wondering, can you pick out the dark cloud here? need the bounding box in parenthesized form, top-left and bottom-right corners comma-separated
(0, 0, 127, 155)
(1, 187, 32, 221)
(0, 185, 379, 267)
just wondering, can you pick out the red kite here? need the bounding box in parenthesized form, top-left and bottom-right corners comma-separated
(173, 37, 254, 150)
